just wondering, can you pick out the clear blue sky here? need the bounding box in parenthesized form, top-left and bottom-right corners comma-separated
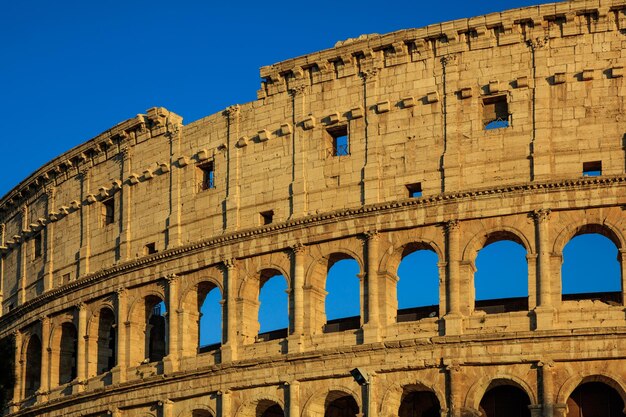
(5, 1, 618, 346)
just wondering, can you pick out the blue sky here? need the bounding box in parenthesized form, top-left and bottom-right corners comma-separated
(3, 1, 619, 346)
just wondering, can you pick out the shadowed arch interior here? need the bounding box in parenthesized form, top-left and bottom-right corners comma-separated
(24, 335, 41, 398)
(256, 400, 285, 417)
(479, 381, 531, 417)
(146, 297, 166, 362)
(192, 410, 214, 417)
(398, 387, 440, 417)
(58, 322, 78, 385)
(324, 391, 359, 417)
(566, 381, 626, 417)
(96, 307, 116, 375)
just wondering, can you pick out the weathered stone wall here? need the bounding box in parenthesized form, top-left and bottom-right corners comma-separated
(2, 0, 626, 416)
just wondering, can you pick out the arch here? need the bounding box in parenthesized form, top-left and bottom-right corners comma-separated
(49, 321, 78, 386)
(127, 292, 167, 365)
(379, 239, 444, 277)
(305, 248, 365, 289)
(325, 256, 361, 327)
(380, 383, 445, 417)
(303, 386, 361, 417)
(552, 221, 625, 256)
(395, 242, 441, 321)
(95, 307, 116, 375)
(175, 403, 216, 417)
(556, 373, 626, 407)
(479, 383, 531, 417)
(235, 395, 286, 417)
(258, 269, 289, 336)
(23, 334, 41, 398)
(147, 298, 167, 362)
(462, 227, 533, 263)
(566, 381, 626, 416)
(465, 376, 538, 411)
(180, 279, 223, 355)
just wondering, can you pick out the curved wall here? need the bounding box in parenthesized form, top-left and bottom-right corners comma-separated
(2, 0, 626, 416)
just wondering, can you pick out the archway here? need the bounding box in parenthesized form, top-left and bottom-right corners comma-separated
(58, 322, 78, 385)
(199, 284, 222, 350)
(257, 400, 285, 417)
(566, 381, 626, 417)
(398, 389, 440, 417)
(325, 256, 361, 332)
(147, 299, 166, 362)
(396, 243, 439, 321)
(324, 391, 359, 417)
(96, 307, 116, 374)
(258, 270, 289, 341)
(479, 383, 531, 417)
(24, 335, 41, 397)
(474, 238, 528, 313)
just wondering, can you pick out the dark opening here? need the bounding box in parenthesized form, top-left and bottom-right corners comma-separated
(147, 300, 166, 362)
(483, 95, 509, 129)
(566, 382, 626, 417)
(257, 401, 285, 417)
(62, 273, 71, 285)
(406, 183, 423, 198)
(97, 308, 116, 374)
(479, 384, 531, 417)
(24, 335, 41, 398)
(198, 161, 215, 191)
(583, 161, 602, 177)
(33, 232, 42, 259)
(325, 394, 359, 417)
(260, 210, 274, 225)
(59, 323, 78, 385)
(398, 391, 441, 417)
(144, 243, 157, 255)
(0, 337, 15, 411)
(102, 198, 115, 226)
(328, 125, 349, 156)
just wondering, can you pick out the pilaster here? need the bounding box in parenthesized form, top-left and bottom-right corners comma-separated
(74, 303, 87, 393)
(443, 220, 463, 335)
(221, 259, 238, 362)
(532, 209, 554, 330)
(113, 287, 128, 384)
(288, 245, 305, 353)
(119, 147, 133, 262)
(361, 68, 382, 205)
(163, 274, 180, 373)
(39, 317, 51, 399)
(166, 123, 183, 248)
(77, 168, 91, 277)
(43, 187, 55, 292)
(362, 231, 381, 343)
(224, 106, 241, 232)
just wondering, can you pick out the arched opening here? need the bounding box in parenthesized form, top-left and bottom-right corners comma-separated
(58, 322, 78, 385)
(479, 383, 531, 417)
(192, 411, 213, 417)
(562, 232, 621, 304)
(396, 244, 439, 322)
(256, 400, 285, 417)
(0, 336, 15, 410)
(198, 283, 222, 352)
(24, 335, 41, 398)
(474, 237, 528, 313)
(258, 270, 288, 341)
(398, 389, 440, 417)
(566, 381, 626, 417)
(96, 308, 116, 375)
(146, 298, 166, 363)
(324, 391, 359, 417)
(325, 255, 361, 332)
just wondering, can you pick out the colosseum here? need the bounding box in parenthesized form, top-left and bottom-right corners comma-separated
(3, 0, 626, 416)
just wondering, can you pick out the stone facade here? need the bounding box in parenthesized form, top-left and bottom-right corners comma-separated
(2, 0, 626, 416)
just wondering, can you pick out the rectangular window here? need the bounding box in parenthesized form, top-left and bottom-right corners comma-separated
(144, 242, 157, 255)
(583, 161, 602, 177)
(260, 210, 274, 225)
(328, 125, 349, 157)
(482, 95, 509, 129)
(62, 273, 71, 284)
(33, 232, 42, 258)
(102, 198, 115, 226)
(197, 161, 215, 191)
(406, 183, 423, 198)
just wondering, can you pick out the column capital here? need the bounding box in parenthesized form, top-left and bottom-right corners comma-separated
(532, 209, 551, 223)
(526, 36, 549, 50)
(222, 257, 237, 269)
(40, 315, 50, 326)
(76, 302, 87, 311)
(288, 85, 307, 97)
(364, 230, 380, 241)
(224, 105, 241, 118)
(116, 287, 127, 297)
(165, 273, 179, 284)
(444, 219, 460, 233)
(291, 243, 306, 255)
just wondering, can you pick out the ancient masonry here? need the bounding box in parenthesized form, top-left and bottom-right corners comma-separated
(3, 0, 626, 416)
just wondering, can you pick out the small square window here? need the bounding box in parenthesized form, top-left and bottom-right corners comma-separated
(483, 95, 509, 129)
(260, 210, 274, 225)
(197, 161, 215, 191)
(583, 161, 602, 177)
(144, 243, 157, 255)
(327, 126, 349, 157)
(33, 232, 42, 259)
(102, 198, 115, 226)
(62, 273, 71, 284)
(406, 183, 422, 198)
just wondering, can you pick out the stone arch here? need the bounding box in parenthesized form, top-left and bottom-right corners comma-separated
(235, 394, 286, 417)
(127, 292, 167, 365)
(379, 382, 446, 417)
(556, 373, 626, 407)
(462, 226, 533, 262)
(305, 248, 365, 289)
(49, 320, 78, 387)
(464, 375, 538, 411)
(179, 276, 223, 356)
(552, 221, 624, 256)
(175, 402, 216, 417)
(302, 385, 362, 417)
(379, 239, 443, 278)
(22, 333, 41, 398)
(86, 305, 116, 378)
(126, 289, 165, 324)
(178, 272, 223, 311)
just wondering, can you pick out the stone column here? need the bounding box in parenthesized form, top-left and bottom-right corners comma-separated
(288, 381, 300, 417)
(533, 209, 554, 329)
(113, 288, 128, 384)
(446, 362, 462, 417)
(162, 399, 174, 417)
(39, 317, 51, 398)
(289, 245, 305, 353)
(166, 124, 183, 249)
(361, 68, 382, 205)
(221, 259, 238, 362)
(75, 303, 87, 392)
(12, 330, 22, 410)
(43, 187, 55, 292)
(443, 221, 463, 335)
(219, 390, 232, 417)
(77, 168, 91, 277)
(539, 360, 556, 417)
(18, 206, 27, 305)
(363, 231, 381, 343)
(164, 274, 180, 373)
(119, 147, 133, 262)
(224, 106, 241, 232)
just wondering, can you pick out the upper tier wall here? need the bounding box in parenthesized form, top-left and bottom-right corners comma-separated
(1, 0, 626, 310)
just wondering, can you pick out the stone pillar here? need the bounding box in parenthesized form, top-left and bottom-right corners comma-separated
(44, 187, 55, 292)
(363, 231, 381, 343)
(539, 360, 555, 417)
(289, 245, 305, 353)
(164, 274, 180, 373)
(533, 209, 554, 329)
(77, 168, 91, 277)
(166, 124, 183, 249)
(12, 330, 22, 410)
(39, 317, 51, 398)
(162, 399, 174, 417)
(221, 259, 238, 362)
(119, 147, 133, 261)
(219, 390, 232, 417)
(113, 288, 128, 384)
(18, 206, 27, 305)
(361, 68, 382, 205)
(289, 86, 308, 217)
(224, 106, 241, 232)
(288, 381, 300, 417)
(443, 221, 463, 335)
(446, 363, 462, 417)
(619, 249, 626, 306)
(0, 224, 5, 309)
(75, 303, 87, 393)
